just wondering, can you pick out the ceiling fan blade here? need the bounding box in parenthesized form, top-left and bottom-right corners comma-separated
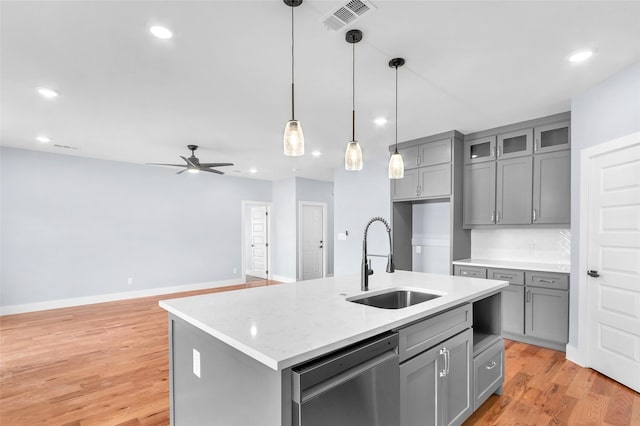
(147, 163, 186, 167)
(180, 155, 197, 168)
(200, 168, 224, 175)
(176, 168, 188, 174)
(199, 162, 234, 168)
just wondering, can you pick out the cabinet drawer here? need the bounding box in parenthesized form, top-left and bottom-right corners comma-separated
(487, 268, 524, 285)
(398, 304, 472, 363)
(473, 339, 504, 410)
(525, 271, 568, 290)
(454, 265, 487, 279)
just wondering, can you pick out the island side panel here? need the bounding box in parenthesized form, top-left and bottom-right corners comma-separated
(169, 315, 290, 426)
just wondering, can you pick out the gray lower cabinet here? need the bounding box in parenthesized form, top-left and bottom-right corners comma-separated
(400, 328, 473, 426)
(473, 339, 504, 410)
(454, 266, 569, 351)
(533, 150, 570, 224)
(526, 286, 569, 343)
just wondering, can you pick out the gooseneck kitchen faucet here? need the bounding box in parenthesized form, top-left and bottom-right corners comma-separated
(361, 217, 395, 291)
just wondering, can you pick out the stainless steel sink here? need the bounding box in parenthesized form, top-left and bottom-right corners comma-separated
(347, 288, 442, 309)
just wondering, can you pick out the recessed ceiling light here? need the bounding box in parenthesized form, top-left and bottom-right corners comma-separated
(569, 50, 593, 63)
(150, 26, 173, 40)
(311, 150, 321, 157)
(37, 87, 59, 99)
(36, 136, 51, 143)
(374, 117, 388, 126)
(249, 168, 258, 174)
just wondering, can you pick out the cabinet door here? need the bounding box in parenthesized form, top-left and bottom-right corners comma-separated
(497, 128, 533, 160)
(501, 284, 524, 336)
(400, 343, 441, 426)
(419, 164, 451, 198)
(392, 169, 419, 200)
(533, 150, 570, 224)
(442, 329, 473, 426)
(420, 138, 452, 167)
(464, 136, 496, 164)
(534, 121, 570, 154)
(463, 163, 496, 226)
(496, 156, 533, 225)
(399, 146, 420, 170)
(525, 287, 569, 345)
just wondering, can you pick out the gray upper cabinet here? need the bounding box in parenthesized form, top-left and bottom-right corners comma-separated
(398, 145, 420, 170)
(533, 150, 570, 224)
(534, 120, 570, 154)
(464, 136, 496, 164)
(497, 128, 533, 160)
(463, 162, 496, 225)
(393, 169, 420, 200)
(496, 156, 533, 225)
(392, 137, 453, 201)
(420, 138, 452, 166)
(463, 112, 571, 228)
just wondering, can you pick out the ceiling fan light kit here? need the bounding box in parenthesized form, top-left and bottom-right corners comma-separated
(283, 0, 304, 157)
(388, 57, 406, 179)
(344, 29, 363, 171)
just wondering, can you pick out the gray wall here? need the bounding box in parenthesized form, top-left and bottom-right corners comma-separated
(296, 177, 334, 276)
(333, 158, 391, 276)
(569, 61, 640, 347)
(271, 177, 297, 281)
(0, 147, 271, 307)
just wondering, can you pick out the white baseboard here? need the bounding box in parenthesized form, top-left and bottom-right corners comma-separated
(565, 343, 587, 367)
(272, 274, 296, 283)
(0, 278, 242, 316)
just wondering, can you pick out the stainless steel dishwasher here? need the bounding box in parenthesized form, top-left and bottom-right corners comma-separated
(292, 332, 400, 426)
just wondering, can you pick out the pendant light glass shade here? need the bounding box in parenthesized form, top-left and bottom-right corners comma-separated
(283, 0, 304, 157)
(388, 151, 404, 178)
(345, 30, 363, 171)
(345, 140, 363, 171)
(284, 120, 304, 156)
(388, 57, 406, 179)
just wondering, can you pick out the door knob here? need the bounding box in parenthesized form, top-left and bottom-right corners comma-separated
(587, 270, 600, 278)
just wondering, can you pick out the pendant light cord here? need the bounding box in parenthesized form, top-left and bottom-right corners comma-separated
(352, 41, 356, 142)
(394, 65, 399, 154)
(291, 6, 295, 120)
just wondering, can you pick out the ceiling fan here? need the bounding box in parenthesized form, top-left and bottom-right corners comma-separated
(148, 145, 233, 175)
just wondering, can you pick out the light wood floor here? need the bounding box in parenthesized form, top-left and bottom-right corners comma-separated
(1, 281, 639, 425)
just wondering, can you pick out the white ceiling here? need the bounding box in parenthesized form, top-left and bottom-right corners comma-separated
(2, 1, 640, 181)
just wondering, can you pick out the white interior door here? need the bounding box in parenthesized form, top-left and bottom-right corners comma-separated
(248, 206, 268, 279)
(587, 138, 640, 392)
(300, 204, 324, 281)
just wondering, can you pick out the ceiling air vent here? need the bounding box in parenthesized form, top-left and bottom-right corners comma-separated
(321, 0, 377, 31)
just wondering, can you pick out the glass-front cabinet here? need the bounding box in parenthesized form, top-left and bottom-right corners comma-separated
(534, 121, 570, 154)
(497, 128, 533, 159)
(464, 136, 496, 164)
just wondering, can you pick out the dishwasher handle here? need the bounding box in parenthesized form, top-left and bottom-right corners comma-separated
(296, 350, 398, 404)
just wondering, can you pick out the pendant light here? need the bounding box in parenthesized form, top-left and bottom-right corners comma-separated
(388, 57, 406, 179)
(345, 29, 363, 171)
(283, 0, 304, 156)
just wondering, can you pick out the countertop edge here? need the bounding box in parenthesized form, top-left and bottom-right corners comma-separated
(452, 259, 570, 273)
(161, 282, 507, 371)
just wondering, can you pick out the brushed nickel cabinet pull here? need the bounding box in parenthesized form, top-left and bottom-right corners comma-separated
(485, 361, 497, 370)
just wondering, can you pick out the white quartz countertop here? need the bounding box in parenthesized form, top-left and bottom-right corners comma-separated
(452, 258, 570, 273)
(159, 271, 507, 371)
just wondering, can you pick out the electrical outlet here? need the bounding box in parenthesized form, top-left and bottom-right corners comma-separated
(127, 277, 134, 285)
(193, 349, 201, 378)
(415, 246, 422, 254)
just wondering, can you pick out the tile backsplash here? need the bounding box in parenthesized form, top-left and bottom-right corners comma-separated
(471, 228, 571, 264)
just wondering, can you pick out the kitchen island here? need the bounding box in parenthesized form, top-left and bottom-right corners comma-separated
(160, 271, 507, 425)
